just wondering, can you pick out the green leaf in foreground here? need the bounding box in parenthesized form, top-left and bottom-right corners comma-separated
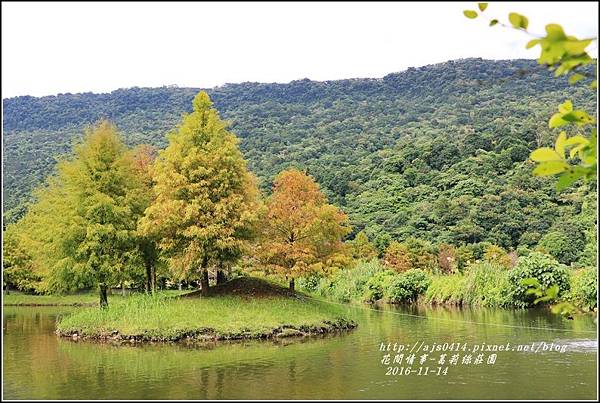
(556, 168, 585, 191)
(554, 131, 567, 158)
(532, 161, 569, 176)
(549, 101, 595, 128)
(508, 12, 529, 30)
(561, 111, 595, 125)
(463, 10, 478, 19)
(529, 147, 562, 162)
(545, 23, 566, 41)
(558, 100, 573, 113)
(564, 135, 590, 158)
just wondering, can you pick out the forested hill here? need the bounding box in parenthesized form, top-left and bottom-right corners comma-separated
(2, 58, 597, 263)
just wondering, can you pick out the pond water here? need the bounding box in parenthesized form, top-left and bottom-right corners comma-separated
(2, 303, 597, 400)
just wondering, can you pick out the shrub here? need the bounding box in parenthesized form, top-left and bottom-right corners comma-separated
(516, 245, 532, 258)
(578, 239, 597, 268)
(438, 244, 458, 274)
(297, 274, 323, 293)
(385, 269, 431, 303)
(372, 231, 392, 254)
(362, 268, 432, 304)
(565, 268, 597, 311)
(483, 244, 514, 269)
(508, 252, 570, 308)
(405, 237, 438, 271)
(470, 242, 492, 261)
(455, 245, 475, 272)
(519, 231, 542, 247)
(382, 241, 412, 272)
(363, 270, 397, 302)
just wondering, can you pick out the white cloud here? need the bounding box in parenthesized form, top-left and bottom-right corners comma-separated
(1, 1, 598, 98)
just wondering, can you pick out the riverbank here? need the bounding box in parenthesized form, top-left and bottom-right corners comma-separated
(3, 293, 101, 306)
(299, 258, 598, 312)
(2, 289, 186, 306)
(55, 278, 357, 343)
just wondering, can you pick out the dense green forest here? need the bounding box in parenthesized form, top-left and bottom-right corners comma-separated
(3, 58, 597, 268)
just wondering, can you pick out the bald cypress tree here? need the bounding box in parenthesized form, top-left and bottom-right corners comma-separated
(12, 121, 146, 307)
(139, 92, 259, 295)
(257, 168, 351, 290)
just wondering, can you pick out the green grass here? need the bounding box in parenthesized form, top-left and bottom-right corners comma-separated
(422, 274, 467, 305)
(305, 259, 388, 303)
(56, 293, 356, 341)
(422, 263, 512, 307)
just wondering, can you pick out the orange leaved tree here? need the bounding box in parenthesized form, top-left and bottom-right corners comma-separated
(257, 168, 351, 290)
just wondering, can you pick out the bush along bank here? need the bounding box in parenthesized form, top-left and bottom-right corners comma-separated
(298, 253, 597, 312)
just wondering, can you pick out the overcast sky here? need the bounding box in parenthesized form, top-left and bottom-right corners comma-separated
(2, 1, 598, 98)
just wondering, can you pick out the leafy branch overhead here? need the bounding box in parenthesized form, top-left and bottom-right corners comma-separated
(530, 101, 596, 190)
(463, 3, 597, 192)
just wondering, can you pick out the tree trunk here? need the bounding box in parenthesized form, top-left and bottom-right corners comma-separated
(289, 278, 295, 291)
(145, 263, 152, 293)
(99, 283, 108, 308)
(5, 284, 9, 295)
(121, 282, 126, 296)
(151, 266, 157, 293)
(178, 281, 182, 291)
(216, 269, 226, 285)
(200, 269, 210, 296)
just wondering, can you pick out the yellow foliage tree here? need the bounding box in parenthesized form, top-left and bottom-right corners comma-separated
(7, 121, 148, 307)
(483, 244, 514, 269)
(139, 92, 260, 295)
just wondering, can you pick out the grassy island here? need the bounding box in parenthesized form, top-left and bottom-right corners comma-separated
(55, 277, 357, 343)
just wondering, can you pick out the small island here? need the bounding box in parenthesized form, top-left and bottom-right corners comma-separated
(55, 277, 357, 343)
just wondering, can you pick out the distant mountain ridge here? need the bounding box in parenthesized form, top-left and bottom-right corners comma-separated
(3, 58, 596, 261)
(2, 58, 568, 133)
